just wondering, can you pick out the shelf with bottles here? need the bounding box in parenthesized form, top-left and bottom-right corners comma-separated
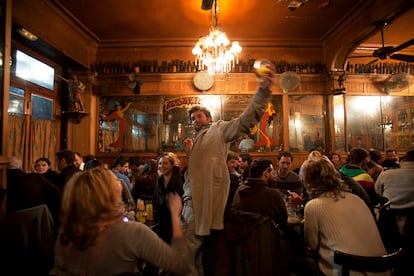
(91, 59, 327, 75)
(346, 61, 414, 75)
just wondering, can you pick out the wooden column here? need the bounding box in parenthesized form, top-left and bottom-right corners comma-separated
(1, 0, 12, 211)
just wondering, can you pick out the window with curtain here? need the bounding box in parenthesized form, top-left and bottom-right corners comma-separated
(7, 49, 57, 171)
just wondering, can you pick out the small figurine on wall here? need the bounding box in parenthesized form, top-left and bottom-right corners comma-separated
(102, 101, 133, 148)
(59, 75, 86, 112)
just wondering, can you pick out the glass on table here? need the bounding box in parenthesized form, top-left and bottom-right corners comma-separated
(285, 190, 304, 224)
(136, 199, 147, 223)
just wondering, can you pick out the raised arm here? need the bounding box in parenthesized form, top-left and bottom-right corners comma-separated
(166, 192, 184, 238)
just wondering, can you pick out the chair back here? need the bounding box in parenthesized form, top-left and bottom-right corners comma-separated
(334, 248, 404, 276)
(377, 195, 391, 208)
(5, 204, 54, 275)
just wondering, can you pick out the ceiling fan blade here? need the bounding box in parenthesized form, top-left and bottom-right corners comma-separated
(390, 54, 414, 62)
(373, 46, 394, 59)
(348, 55, 374, 59)
(389, 38, 414, 54)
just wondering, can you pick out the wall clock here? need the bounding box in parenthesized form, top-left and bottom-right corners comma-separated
(193, 71, 214, 91)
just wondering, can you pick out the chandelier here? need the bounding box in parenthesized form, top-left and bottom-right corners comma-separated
(192, 0, 242, 75)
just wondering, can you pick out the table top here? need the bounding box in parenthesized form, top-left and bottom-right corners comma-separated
(144, 219, 159, 229)
(288, 214, 303, 225)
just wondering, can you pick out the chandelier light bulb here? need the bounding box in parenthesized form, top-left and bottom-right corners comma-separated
(192, 45, 202, 56)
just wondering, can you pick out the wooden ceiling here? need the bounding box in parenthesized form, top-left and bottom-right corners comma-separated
(55, 0, 414, 65)
(57, 0, 364, 42)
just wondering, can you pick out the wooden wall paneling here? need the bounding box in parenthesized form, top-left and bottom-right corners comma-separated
(93, 73, 331, 97)
(12, 0, 98, 68)
(282, 93, 290, 152)
(66, 81, 98, 157)
(95, 46, 324, 67)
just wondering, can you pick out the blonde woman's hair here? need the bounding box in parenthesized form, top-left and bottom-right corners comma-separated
(307, 150, 323, 159)
(299, 150, 323, 179)
(59, 166, 124, 250)
(302, 155, 349, 199)
(159, 152, 180, 167)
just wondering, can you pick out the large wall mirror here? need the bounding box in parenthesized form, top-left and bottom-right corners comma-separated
(288, 95, 326, 152)
(98, 94, 414, 155)
(98, 95, 283, 154)
(334, 95, 414, 152)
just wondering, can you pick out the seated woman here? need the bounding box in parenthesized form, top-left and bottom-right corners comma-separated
(329, 152, 343, 171)
(33, 157, 60, 187)
(154, 152, 184, 244)
(302, 155, 387, 276)
(54, 166, 190, 275)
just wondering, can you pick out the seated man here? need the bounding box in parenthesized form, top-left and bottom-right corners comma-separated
(340, 148, 376, 204)
(6, 156, 62, 226)
(5, 156, 62, 275)
(226, 158, 287, 276)
(238, 153, 253, 184)
(375, 148, 414, 257)
(381, 148, 400, 170)
(111, 156, 132, 192)
(56, 149, 81, 191)
(272, 151, 302, 196)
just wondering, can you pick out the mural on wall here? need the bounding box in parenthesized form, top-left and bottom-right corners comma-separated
(99, 97, 161, 153)
(254, 102, 278, 150)
(102, 101, 133, 148)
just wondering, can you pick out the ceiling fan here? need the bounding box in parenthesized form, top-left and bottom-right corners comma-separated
(348, 21, 414, 67)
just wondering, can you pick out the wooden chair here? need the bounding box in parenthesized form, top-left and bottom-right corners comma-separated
(334, 248, 404, 276)
(376, 196, 403, 252)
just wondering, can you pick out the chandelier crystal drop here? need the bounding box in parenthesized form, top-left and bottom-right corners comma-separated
(192, 0, 242, 75)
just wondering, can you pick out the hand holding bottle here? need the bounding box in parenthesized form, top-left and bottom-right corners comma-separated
(254, 59, 275, 90)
